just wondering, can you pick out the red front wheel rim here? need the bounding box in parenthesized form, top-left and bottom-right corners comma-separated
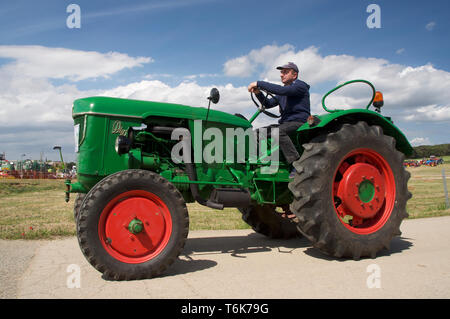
(332, 149, 396, 235)
(98, 190, 172, 264)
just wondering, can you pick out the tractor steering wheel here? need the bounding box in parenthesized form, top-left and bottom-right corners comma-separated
(251, 89, 281, 119)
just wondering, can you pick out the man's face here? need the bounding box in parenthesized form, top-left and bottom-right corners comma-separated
(280, 68, 297, 85)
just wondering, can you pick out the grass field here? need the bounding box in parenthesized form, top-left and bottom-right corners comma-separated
(405, 156, 450, 219)
(0, 179, 250, 239)
(0, 157, 449, 239)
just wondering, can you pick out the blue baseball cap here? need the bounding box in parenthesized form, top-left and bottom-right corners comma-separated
(276, 62, 299, 73)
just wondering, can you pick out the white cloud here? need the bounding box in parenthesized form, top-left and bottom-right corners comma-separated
(0, 76, 84, 127)
(0, 46, 153, 161)
(223, 44, 294, 77)
(223, 55, 254, 77)
(101, 80, 250, 115)
(404, 105, 450, 122)
(425, 21, 436, 31)
(410, 137, 431, 146)
(2, 44, 450, 161)
(222, 45, 450, 124)
(85, 0, 217, 20)
(396, 48, 405, 55)
(99, 79, 323, 127)
(143, 73, 173, 80)
(183, 73, 219, 80)
(0, 45, 153, 127)
(0, 45, 152, 81)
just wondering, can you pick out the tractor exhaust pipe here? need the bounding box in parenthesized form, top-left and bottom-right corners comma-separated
(184, 162, 224, 210)
(184, 163, 251, 209)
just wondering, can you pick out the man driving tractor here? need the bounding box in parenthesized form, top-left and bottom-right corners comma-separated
(247, 62, 311, 177)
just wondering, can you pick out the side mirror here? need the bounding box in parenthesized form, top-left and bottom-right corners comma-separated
(208, 88, 220, 104)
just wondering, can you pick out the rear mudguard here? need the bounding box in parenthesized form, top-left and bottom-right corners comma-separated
(296, 109, 413, 156)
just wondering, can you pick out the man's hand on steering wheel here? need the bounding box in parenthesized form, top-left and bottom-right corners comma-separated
(249, 84, 281, 119)
(247, 82, 260, 94)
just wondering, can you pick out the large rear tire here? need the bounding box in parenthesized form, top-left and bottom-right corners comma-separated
(288, 122, 411, 259)
(76, 169, 189, 280)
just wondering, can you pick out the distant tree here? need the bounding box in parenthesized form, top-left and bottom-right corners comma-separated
(408, 143, 450, 159)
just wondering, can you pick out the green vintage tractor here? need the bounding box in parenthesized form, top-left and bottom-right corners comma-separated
(67, 79, 412, 280)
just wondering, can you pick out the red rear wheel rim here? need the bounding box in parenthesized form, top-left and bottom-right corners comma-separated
(332, 148, 396, 235)
(98, 190, 172, 264)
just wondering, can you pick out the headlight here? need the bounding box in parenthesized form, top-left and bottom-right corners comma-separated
(115, 136, 131, 155)
(74, 124, 80, 153)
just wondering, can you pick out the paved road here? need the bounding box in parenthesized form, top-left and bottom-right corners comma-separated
(1, 216, 450, 299)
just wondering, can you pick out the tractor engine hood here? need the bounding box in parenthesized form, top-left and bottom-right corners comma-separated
(72, 96, 252, 128)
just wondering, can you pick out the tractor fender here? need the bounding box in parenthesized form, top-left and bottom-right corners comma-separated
(296, 109, 413, 156)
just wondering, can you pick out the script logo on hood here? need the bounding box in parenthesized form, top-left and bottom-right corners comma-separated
(112, 120, 127, 136)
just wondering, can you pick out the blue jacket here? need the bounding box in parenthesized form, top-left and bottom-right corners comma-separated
(256, 79, 310, 124)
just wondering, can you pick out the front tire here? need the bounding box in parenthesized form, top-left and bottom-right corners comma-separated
(77, 169, 189, 280)
(73, 193, 86, 222)
(288, 122, 411, 259)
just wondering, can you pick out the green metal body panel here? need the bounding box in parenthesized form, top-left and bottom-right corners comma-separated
(69, 95, 412, 208)
(296, 109, 413, 156)
(71, 96, 268, 202)
(73, 96, 251, 128)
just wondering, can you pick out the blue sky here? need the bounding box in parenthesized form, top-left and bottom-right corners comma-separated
(0, 0, 449, 162)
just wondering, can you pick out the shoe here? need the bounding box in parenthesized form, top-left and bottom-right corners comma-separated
(289, 168, 296, 179)
(281, 212, 297, 219)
